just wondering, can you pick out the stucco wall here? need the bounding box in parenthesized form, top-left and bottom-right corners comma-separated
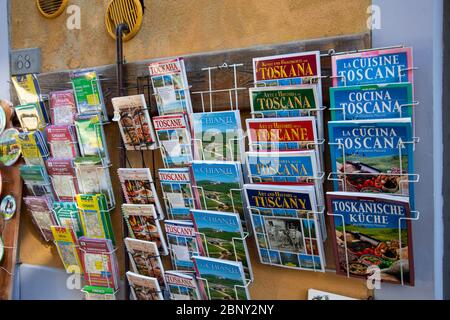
(10, 0, 371, 72)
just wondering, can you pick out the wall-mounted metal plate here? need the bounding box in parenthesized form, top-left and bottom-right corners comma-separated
(10, 48, 41, 75)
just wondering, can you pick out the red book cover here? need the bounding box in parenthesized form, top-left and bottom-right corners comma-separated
(46, 125, 78, 159)
(46, 158, 79, 202)
(50, 90, 77, 125)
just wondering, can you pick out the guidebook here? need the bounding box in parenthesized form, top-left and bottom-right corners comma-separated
(15, 103, 46, 131)
(244, 184, 325, 272)
(193, 256, 250, 300)
(148, 58, 193, 115)
(75, 114, 109, 162)
(74, 156, 115, 209)
(331, 47, 414, 87)
(49, 89, 77, 125)
(328, 119, 414, 202)
(326, 192, 414, 286)
(191, 210, 252, 281)
(191, 161, 247, 230)
(11, 74, 49, 123)
(70, 69, 108, 121)
(159, 168, 195, 220)
(53, 201, 83, 238)
(153, 114, 193, 167)
(165, 271, 201, 300)
(124, 237, 166, 287)
(330, 83, 414, 121)
(23, 196, 56, 242)
(83, 286, 116, 300)
(164, 220, 200, 272)
(122, 204, 168, 255)
(79, 237, 119, 289)
(191, 110, 244, 162)
(20, 165, 54, 199)
(46, 125, 79, 159)
(111, 94, 157, 150)
(51, 225, 83, 274)
(118, 168, 164, 219)
(46, 158, 79, 202)
(16, 130, 49, 166)
(126, 271, 164, 300)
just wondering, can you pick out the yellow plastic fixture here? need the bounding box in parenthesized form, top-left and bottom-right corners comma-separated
(105, 0, 143, 42)
(36, 0, 68, 18)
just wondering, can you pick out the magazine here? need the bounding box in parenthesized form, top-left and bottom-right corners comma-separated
(111, 94, 157, 150)
(51, 226, 83, 274)
(11, 74, 48, 123)
(46, 159, 79, 202)
(122, 204, 168, 255)
(191, 161, 247, 230)
(308, 289, 357, 300)
(118, 168, 164, 219)
(20, 165, 54, 199)
(70, 69, 108, 121)
(124, 237, 166, 287)
(191, 210, 252, 281)
(79, 237, 119, 289)
(23, 196, 56, 242)
(74, 156, 115, 209)
(331, 47, 414, 87)
(328, 119, 414, 202)
(15, 104, 46, 131)
(164, 220, 200, 272)
(75, 114, 109, 162)
(153, 114, 193, 167)
(83, 285, 116, 300)
(193, 256, 250, 300)
(53, 201, 83, 238)
(46, 125, 79, 159)
(159, 168, 195, 220)
(76, 193, 115, 244)
(326, 192, 414, 286)
(330, 83, 414, 121)
(165, 271, 201, 300)
(244, 184, 325, 272)
(49, 89, 77, 125)
(191, 110, 244, 162)
(126, 271, 164, 300)
(16, 131, 49, 166)
(148, 58, 192, 115)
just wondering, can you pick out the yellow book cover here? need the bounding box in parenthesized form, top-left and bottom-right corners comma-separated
(51, 225, 83, 274)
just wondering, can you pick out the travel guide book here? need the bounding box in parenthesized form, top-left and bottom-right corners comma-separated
(46, 158, 79, 202)
(46, 125, 79, 159)
(153, 114, 193, 167)
(16, 130, 49, 166)
(70, 69, 108, 122)
(122, 204, 168, 255)
(23, 196, 56, 242)
(15, 103, 46, 131)
(79, 237, 119, 289)
(330, 83, 414, 121)
(74, 156, 115, 209)
(191, 210, 252, 281)
(165, 271, 201, 300)
(159, 168, 195, 220)
(83, 286, 116, 300)
(193, 256, 250, 300)
(51, 226, 83, 274)
(244, 184, 325, 272)
(111, 94, 157, 150)
(126, 271, 164, 300)
(11, 74, 48, 123)
(118, 168, 164, 219)
(164, 220, 200, 272)
(328, 119, 414, 203)
(331, 47, 414, 87)
(20, 165, 54, 199)
(53, 201, 83, 238)
(191, 161, 247, 230)
(148, 57, 193, 115)
(326, 192, 414, 286)
(191, 110, 244, 162)
(75, 114, 109, 162)
(124, 237, 165, 287)
(49, 89, 77, 125)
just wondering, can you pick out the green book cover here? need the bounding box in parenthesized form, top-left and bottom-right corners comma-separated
(53, 202, 84, 238)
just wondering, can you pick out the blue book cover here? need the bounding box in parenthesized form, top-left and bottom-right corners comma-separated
(165, 271, 201, 300)
(193, 256, 249, 300)
(244, 184, 325, 272)
(164, 220, 201, 272)
(327, 192, 414, 286)
(332, 47, 413, 87)
(330, 83, 414, 121)
(159, 168, 195, 221)
(191, 210, 252, 281)
(328, 119, 414, 209)
(191, 110, 244, 162)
